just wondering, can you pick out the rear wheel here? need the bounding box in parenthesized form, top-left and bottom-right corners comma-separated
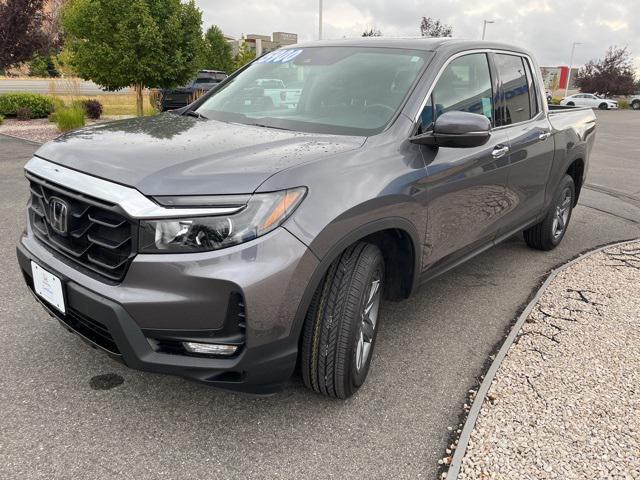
(632, 100, 640, 110)
(301, 242, 384, 399)
(524, 175, 575, 251)
(599, 102, 608, 110)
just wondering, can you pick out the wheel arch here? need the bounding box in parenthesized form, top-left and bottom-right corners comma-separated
(566, 158, 585, 206)
(290, 217, 421, 342)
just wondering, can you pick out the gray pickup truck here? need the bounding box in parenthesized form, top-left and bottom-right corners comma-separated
(17, 39, 596, 398)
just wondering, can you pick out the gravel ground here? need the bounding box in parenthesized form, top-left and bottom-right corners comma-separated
(0, 116, 130, 144)
(457, 242, 640, 479)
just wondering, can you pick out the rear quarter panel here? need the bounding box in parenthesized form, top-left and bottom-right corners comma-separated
(547, 107, 597, 206)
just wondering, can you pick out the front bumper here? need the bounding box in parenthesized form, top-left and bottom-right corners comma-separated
(17, 226, 319, 394)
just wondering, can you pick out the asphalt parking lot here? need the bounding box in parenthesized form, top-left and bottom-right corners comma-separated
(1, 110, 638, 479)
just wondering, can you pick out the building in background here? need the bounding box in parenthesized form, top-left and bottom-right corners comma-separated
(540, 66, 579, 94)
(228, 32, 298, 57)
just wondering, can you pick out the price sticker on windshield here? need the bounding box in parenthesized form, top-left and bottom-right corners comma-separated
(256, 49, 303, 64)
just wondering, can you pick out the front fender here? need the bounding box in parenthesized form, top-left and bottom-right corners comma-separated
(285, 214, 423, 344)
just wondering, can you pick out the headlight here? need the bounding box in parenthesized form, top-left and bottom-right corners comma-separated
(139, 187, 306, 253)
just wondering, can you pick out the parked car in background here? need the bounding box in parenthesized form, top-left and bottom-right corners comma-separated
(560, 93, 618, 110)
(17, 39, 596, 399)
(253, 78, 302, 109)
(159, 70, 227, 111)
(254, 78, 286, 89)
(630, 95, 640, 110)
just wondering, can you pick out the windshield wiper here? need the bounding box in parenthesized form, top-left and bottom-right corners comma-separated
(183, 109, 208, 120)
(249, 122, 290, 131)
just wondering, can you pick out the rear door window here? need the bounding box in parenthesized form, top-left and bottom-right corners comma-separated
(494, 54, 531, 126)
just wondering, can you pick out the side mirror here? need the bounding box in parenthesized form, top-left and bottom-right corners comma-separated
(410, 111, 491, 148)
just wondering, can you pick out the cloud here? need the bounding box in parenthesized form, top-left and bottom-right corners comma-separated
(198, 0, 640, 73)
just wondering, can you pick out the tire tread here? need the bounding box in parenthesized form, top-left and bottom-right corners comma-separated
(301, 242, 383, 398)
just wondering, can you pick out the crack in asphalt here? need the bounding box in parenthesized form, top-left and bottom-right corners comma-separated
(584, 183, 640, 205)
(580, 201, 640, 225)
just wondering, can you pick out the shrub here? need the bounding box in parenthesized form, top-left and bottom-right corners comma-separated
(16, 107, 32, 121)
(0, 93, 54, 118)
(51, 96, 66, 112)
(82, 99, 103, 119)
(28, 54, 60, 78)
(48, 112, 58, 123)
(618, 99, 629, 109)
(0, 114, 4, 125)
(55, 106, 85, 132)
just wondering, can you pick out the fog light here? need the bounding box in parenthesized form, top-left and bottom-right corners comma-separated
(182, 342, 238, 356)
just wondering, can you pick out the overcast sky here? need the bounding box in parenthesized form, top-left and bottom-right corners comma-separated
(199, 0, 639, 72)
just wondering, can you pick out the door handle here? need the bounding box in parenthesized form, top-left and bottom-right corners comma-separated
(491, 145, 510, 158)
(538, 131, 551, 141)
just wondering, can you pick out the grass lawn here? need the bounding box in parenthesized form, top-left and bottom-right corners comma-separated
(46, 78, 157, 116)
(53, 93, 157, 116)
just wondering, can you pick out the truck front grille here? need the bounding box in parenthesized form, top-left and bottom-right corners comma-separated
(27, 172, 136, 282)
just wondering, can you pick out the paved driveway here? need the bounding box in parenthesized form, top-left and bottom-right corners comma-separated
(1, 111, 638, 479)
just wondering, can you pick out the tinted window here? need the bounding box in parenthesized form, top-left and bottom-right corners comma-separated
(194, 77, 214, 84)
(421, 53, 493, 129)
(495, 54, 530, 125)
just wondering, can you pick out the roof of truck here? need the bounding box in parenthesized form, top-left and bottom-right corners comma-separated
(288, 37, 530, 55)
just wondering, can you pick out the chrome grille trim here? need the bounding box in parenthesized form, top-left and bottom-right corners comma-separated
(25, 157, 245, 219)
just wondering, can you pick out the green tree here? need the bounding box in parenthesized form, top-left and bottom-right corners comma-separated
(62, 0, 203, 116)
(362, 28, 382, 37)
(420, 17, 453, 37)
(233, 42, 255, 71)
(201, 25, 234, 73)
(28, 53, 60, 77)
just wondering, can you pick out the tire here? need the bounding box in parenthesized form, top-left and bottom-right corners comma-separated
(599, 102, 608, 110)
(301, 242, 385, 399)
(523, 175, 576, 251)
(631, 100, 640, 110)
(566, 101, 575, 106)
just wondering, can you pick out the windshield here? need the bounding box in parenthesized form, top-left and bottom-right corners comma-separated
(196, 47, 431, 136)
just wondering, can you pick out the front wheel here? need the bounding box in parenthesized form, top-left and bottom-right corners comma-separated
(599, 102, 609, 110)
(301, 242, 384, 399)
(566, 101, 575, 106)
(631, 100, 640, 110)
(524, 175, 575, 251)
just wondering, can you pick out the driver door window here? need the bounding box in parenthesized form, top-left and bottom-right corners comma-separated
(420, 53, 494, 132)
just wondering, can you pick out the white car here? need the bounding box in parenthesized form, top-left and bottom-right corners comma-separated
(560, 93, 618, 110)
(630, 95, 640, 110)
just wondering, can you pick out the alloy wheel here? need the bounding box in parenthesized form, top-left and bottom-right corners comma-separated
(355, 271, 382, 372)
(551, 187, 572, 240)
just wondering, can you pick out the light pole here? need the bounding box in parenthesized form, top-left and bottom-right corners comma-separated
(482, 20, 494, 40)
(318, 0, 323, 40)
(565, 42, 581, 98)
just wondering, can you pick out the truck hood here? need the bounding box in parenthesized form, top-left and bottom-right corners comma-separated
(35, 114, 365, 196)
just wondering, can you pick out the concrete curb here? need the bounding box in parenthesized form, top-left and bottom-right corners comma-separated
(0, 132, 43, 146)
(445, 238, 640, 480)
